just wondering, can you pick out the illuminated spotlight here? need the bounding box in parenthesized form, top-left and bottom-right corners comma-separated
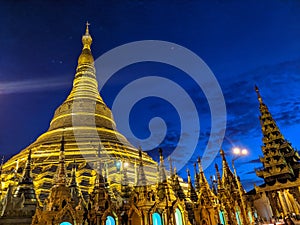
(241, 148, 248, 155)
(124, 161, 129, 168)
(233, 147, 241, 155)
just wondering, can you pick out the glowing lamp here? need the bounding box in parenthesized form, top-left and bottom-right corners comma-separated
(233, 147, 241, 155)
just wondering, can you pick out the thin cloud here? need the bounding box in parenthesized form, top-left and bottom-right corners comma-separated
(246, 158, 261, 164)
(242, 179, 264, 191)
(0, 77, 69, 95)
(224, 59, 300, 141)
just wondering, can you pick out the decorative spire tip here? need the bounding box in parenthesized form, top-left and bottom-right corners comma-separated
(220, 149, 226, 161)
(197, 156, 201, 163)
(28, 149, 32, 161)
(85, 21, 90, 35)
(158, 148, 163, 157)
(254, 84, 263, 103)
(220, 149, 224, 155)
(215, 163, 219, 171)
(186, 168, 190, 176)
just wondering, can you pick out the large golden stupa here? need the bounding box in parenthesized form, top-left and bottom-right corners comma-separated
(1, 24, 158, 201)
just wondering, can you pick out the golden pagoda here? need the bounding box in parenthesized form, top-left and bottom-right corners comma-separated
(253, 86, 300, 221)
(0, 23, 253, 225)
(0, 23, 158, 201)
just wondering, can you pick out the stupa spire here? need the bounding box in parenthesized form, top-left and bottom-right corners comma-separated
(95, 145, 105, 189)
(171, 168, 186, 200)
(220, 149, 231, 181)
(69, 159, 85, 207)
(197, 157, 210, 187)
(193, 162, 200, 192)
(186, 169, 198, 202)
(157, 148, 171, 201)
(59, 22, 102, 107)
(55, 136, 67, 185)
(135, 148, 149, 201)
(158, 148, 167, 182)
(69, 159, 77, 187)
(220, 149, 238, 189)
(136, 148, 147, 186)
(215, 163, 222, 190)
(168, 156, 173, 177)
(13, 149, 37, 205)
(196, 157, 216, 207)
(20, 149, 33, 184)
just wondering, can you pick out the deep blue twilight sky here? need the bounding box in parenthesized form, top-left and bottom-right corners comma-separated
(0, 1, 300, 190)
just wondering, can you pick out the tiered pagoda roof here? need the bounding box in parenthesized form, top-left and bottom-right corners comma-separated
(255, 86, 300, 185)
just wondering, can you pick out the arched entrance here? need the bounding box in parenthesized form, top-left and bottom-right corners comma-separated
(175, 208, 183, 225)
(219, 210, 226, 225)
(106, 216, 116, 225)
(60, 223, 72, 225)
(152, 212, 163, 225)
(235, 209, 242, 225)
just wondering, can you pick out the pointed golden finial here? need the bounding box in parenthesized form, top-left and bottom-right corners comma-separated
(168, 156, 173, 176)
(197, 156, 203, 173)
(220, 148, 228, 161)
(186, 168, 198, 201)
(56, 135, 67, 185)
(220, 148, 230, 169)
(158, 148, 164, 164)
(81, 22, 92, 50)
(70, 159, 77, 187)
(138, 146, 143, 161)
(215, 163, 222, 187)
(193, 162, 197, 174)
(255, 85, 263, 103)
(136, 146, 147, 186)
(85, 21, 90, 35)
(187, 168, 191, 183)
(193, 162, 200, 191)
(215, 163, 219, 173)
(22, 149, 32, 179)
(158, 148, 166, 182)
